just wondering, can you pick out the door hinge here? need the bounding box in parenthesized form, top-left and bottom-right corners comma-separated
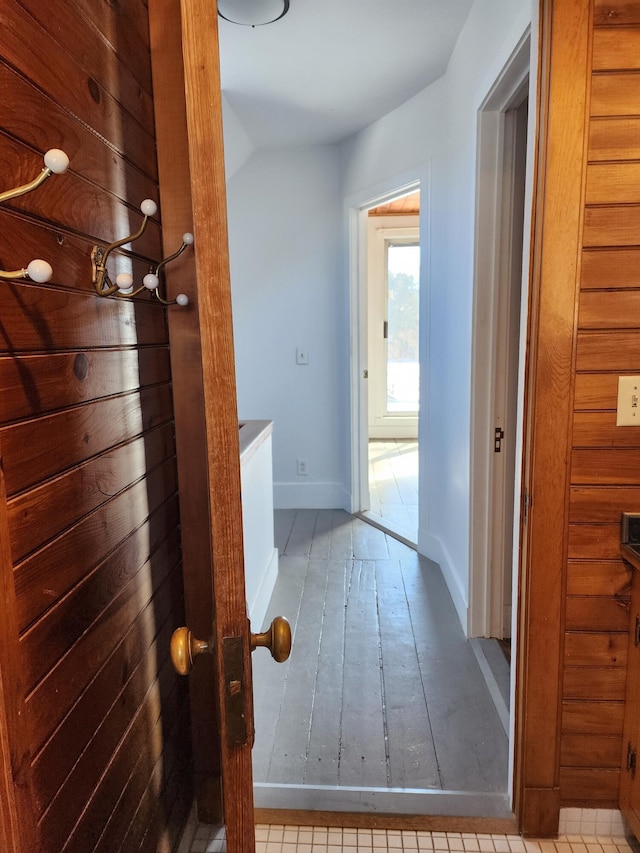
(523, 488, 531, 523)
(635, 615, 640, 647)
(383, 320, 388, 339)
(494, 427, 505, 452)
(628, 742, 637, 778)
(363, 369, 368, 379)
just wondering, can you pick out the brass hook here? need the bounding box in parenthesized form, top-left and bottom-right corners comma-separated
(0, 149, 69, 282)
(144, 232, 193, 306)
(91, 203, 191, 307)
(0, 259, 53, 283)
(91, 198, 158, 297)
(0, 148, 69, 205)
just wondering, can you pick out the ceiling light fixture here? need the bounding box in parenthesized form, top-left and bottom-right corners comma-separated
(217, 0, 289, 26)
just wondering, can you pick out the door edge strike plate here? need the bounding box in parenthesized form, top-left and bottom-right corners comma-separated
(223, 636, 248, 747)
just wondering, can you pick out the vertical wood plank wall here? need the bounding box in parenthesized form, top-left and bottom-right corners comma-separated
(561, 0, 640, 808)
(0, 0, 192, 848)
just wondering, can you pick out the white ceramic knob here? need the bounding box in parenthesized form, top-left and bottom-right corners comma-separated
(143, 273, 160, 290)
(26, 259, 53, 283)
(182, 232, 194, 246)
(176, 293, 189, 307)
(116, 272, 134, 294)
(140, 199, 157, 217)
(43, 149, 69, 174)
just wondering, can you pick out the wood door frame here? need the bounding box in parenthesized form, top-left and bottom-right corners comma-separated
(513, 0, 591, 835)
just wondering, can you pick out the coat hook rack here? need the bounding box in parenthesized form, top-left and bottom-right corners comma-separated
(0, 148, 70, 282)
(91, 201, 190, 307)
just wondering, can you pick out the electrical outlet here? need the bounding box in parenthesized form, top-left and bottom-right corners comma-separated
(296, 347, 309, 365)
(617, 376, 640, 426)
(297, 458, 308, 476)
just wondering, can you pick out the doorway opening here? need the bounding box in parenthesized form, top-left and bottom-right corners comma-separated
(363, 193, 421, 546)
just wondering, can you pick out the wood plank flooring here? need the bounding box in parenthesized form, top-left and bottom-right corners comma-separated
(253, 510, 508, 800)
(366, 440, 419, 544)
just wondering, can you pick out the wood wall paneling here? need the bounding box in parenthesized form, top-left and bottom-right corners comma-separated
(560, 0, 640, 810)
(0, 0, 192, 847)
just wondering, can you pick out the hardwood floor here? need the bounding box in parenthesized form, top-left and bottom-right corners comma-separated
(252, 510, 509, 814)
(365, 440, 418, 544)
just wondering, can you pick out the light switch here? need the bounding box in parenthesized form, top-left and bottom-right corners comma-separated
(616, 376, 640, 426)
(296, 347, 309, 365)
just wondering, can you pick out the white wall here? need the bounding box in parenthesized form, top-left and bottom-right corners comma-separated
(340, 0, 532, 626)
(226, 145, 348, 508)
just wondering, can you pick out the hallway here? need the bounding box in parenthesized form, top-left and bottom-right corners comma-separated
(252, 510, 508, 813)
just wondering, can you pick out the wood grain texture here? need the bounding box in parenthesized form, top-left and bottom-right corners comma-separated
(588, 118, 640, 162)
(593, 26, 640, 69)
(564, 665, 627, 700)
(179, 0, 255, 848)
(149, 0, 222, 822)
(0, 0, 191, 846)
(581, 249, 640, 289)
(595, 0, 640, 25)
(514, 0, 590, 830)
(591, 72, 640, 116)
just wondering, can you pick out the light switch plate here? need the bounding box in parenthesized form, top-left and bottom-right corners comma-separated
(616, 375, 640, 426)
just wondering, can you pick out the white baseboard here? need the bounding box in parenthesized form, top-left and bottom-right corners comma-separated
(419, 529, 468, 634)
(248, 547, 279, 631)
(274, 482, 350, 510)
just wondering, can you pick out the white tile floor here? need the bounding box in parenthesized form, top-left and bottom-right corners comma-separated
(189, 826, 640, 853)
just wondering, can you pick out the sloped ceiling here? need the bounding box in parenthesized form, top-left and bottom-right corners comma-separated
(218, 1, 473, 149)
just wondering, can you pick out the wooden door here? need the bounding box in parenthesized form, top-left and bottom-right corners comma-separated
(150, 1, 256, 850)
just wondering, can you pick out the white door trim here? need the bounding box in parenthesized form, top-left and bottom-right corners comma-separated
(468, 30, 531, 640)
(346, 177, 422, 515)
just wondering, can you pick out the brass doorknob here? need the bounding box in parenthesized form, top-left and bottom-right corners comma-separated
(250, 616, 292, 663)
(170, 627, 211, 675)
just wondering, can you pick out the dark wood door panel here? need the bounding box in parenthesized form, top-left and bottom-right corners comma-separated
(15, 472, 178, 635)
(1, 384, 173, 496)
(19, 472, 178, 691)
(38, 634, 182, 853)
(8, 423, 174, 562)
(30, 574, 180, 817)
(0, 1, 156, 174)
(0, 209, 159, 298)
(0, 134, 161, 256)
(25, 532, 181, 756)
(0, 347, 171, 425)
(0, 284, 168, 354)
